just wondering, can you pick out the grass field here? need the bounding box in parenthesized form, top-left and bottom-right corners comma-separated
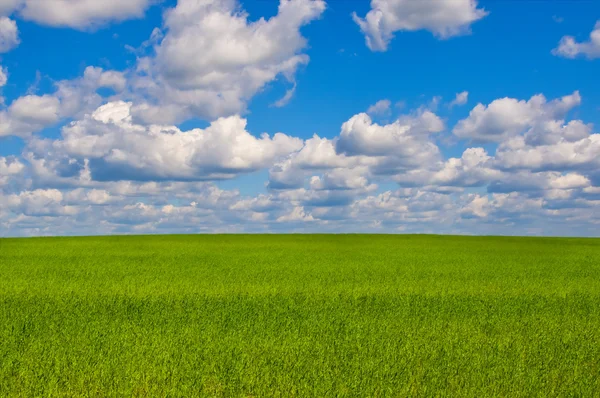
(1, 234, 599, 396)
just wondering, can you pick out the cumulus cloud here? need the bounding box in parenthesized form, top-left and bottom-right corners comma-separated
(395, 147, 502, 189)
(336, 111, 443, 158)
(0, 95, 60, 137)
(0, 16, 19, 52)
(495, 134, 600, 172)
(553, 21, 600, 59)
(0, 189, 78, 216)
(27, 101, 303, 182)
(0, 156, 24, 186)
(453, 91, 581, 142)
(0, 66, 126, 137)
(268, 107, 444, 195)
(353, 0, 488, 51)
(2, 85, 600, 236)
(129, 0, 326, 124)
(0, 0, 154, 30)
(276, 206, 314, 222)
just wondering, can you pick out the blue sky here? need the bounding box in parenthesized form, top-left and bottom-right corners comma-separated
(1, 0, 600, 236)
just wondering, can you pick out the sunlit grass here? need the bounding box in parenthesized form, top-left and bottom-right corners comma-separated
(1, 234, 599, 396)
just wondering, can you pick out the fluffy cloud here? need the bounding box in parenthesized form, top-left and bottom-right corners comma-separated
(353, 0, 487, 51)
(0, 95, 60, 137)
(0, 16, 18, 52)
(0, 189, 78, 216)
(0, 156, 24, 186)
(276, 206, 314, 222)
(453, 91, 581, 142)
(268, 108, 444, 193)
(27, 101, 303, 182)
(129, 0, 326, 124)
(396, 147, 502, 188)
(2, 180, 599, 236)
(3, 87, 600, 237)
(553, 21, 600, 59)
(495, 134, 600, 172)
(336, 111, 443, 159)
(0, 0, 154, 30)
(0, 66, 126, 137)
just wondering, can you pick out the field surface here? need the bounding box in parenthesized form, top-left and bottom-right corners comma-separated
(1, 234, 599, 396)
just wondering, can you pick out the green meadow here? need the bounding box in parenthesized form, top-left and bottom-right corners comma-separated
(1, 234, 599, 396)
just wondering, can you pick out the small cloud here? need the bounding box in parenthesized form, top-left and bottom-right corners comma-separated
(552, 21, 600, 59)
(429, 95, 442, 110)
(271, 83, 297, 108)
(0, 66, 7, 87)
(552, 15, 564, 23)
(367, 99, 391, 116)
(125, 27, 163, 56)
(26, 71, 42, 95)
(449, 91, 469, 108)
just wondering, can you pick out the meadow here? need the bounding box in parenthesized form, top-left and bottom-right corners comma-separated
(1, 234, 599, 396)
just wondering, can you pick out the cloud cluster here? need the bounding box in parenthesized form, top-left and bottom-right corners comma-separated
(129, 0, 326, 123)
(25, 100, 303, 182)
(453, 91, 581, 142)
(553, 21, 600, 59)
(0, 16, 18, 52)
(0, 66, 126, 137)
(0, 0, 154, 30)
(1, 1, 599, 237)
(353, 0, 487, 51)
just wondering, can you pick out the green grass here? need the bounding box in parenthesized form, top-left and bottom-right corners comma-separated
(1, 234, 599, 397)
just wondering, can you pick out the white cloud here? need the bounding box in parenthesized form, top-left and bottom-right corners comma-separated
(310, 168, 375, 191)
(1, 0, 154, 30)
(2, 84, 600, 236)
(0, 65, 7, 87)
(548, 173, 590, 190)
(396, 147, 502, 188)
(276, 206, 314, 222)
(453, 91, 581, 142)
(271, 83, 297, 108)
(230, 195, 277, 212)
(336, 111, 443, 158)
(268, 108, 445, 192)
(0, 156, 24, 186)
(495, 134, 600, 172)
(353, 0, 488, 51)
(267, 135, 365, 190)
(366, 99, 391, 115)
(129, 0, 326, 124)
(0, 16, 18, 52)
(460, 194, 489, 218)
(553, 21, 600, 59)
(28, 101, 303, 182)
(449, 91, 468, 107)
(0, 66, 126, 137)
(0, 95, 60, 137)
(1, 189, 78, 216)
